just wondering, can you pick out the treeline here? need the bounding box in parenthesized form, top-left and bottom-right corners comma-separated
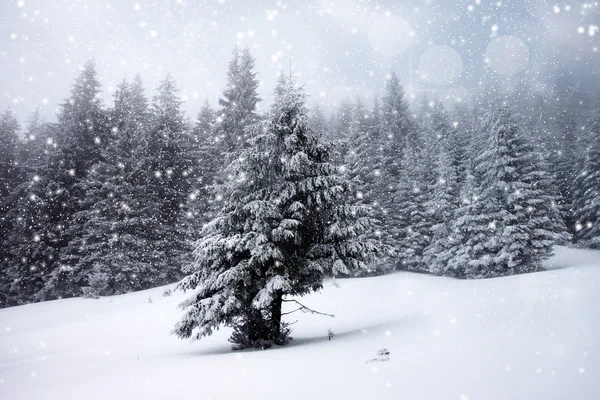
(0, 48, 599, 308)
(319, 77, 600, 278)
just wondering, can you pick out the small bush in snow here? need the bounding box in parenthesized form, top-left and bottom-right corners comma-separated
(328, 329, 335, 340)
(82, 271, 109, 299)
(366, 348, 390, 363)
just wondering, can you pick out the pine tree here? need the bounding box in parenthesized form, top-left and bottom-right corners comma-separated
(422, 138, 459, 275)
(174, 75, 386, 349)
(218, 48, 261, 153)
(377, 75, 415, 252)
(190, 99, 222, 224)
(53, 75, 172, 298)
(343, 98, 390, 272)
(380, 73, 413, 173)
(2, 62, 112, 303)
(0, 109, 20, 202)
(39, 60, 111, 299)
(328, 99, 354, 163)
(393, 139, 430, 271)
(133, 74, 193, 282)
(18, 109, 52, 171)
(308, 103, 328, 139)
(449, 105, 476, 184)
(3, 127, 75, 302)
(345, 97, 370, 188)
(573, 112, 600, 248)
(552, 108, 579, 233)
(1, 113, 58, 306)
(448, 106, 561, 278)
(0, 109, 21, 305)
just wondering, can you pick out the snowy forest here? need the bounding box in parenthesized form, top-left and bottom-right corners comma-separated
(1, 44, 599, 348)
(1, 1, 600, 399)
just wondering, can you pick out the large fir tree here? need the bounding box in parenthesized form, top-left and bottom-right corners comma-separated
(174, 75, 385, 349)
(41, 60, 111, 299)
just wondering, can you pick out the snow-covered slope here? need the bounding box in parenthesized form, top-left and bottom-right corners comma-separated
(1, 246, 599, 400)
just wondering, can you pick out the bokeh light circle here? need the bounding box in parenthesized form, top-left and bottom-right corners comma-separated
(485, 35, 530, 76)
(418, 45, 463, 85)
(368, 16, 413, 56)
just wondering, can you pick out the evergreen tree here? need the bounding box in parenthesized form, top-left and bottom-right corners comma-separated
(344, 97, 390, 272)
(377, 75, 415, 251)
(218, 48, 261, 153)
(449, 105, 476, 184)
(3, 158, 70, 303)
(2, 62, 111, 303)
(0, 109, 20, 305)
(445, 170, 481, 278)
(18, 109, 52, 171)
(345, 97, 370, 188)
(53, 75, 170, 298)
(40, 60, 111, 299)
(573, 112, 600, 248)
(0, 109, 20, 202)
(423, 138, 459, 275)
(328, 99, 354, 163)
(393, 139, 430, 272)
(380, 72, 413, 173)
(191, 99, 222, 224)
(134, 74, 193, 281)
(552, 108, 579, 233)
(174, 75, 385, 349)
(308, 103, 328, 139)
(334, 99, 354, 138)
(448, 106, 561, 278)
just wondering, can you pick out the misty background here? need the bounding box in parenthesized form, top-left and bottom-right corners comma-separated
(1, 0, 599, 127)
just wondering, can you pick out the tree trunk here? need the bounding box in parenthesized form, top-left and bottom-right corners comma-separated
(270, 290, 283, 342)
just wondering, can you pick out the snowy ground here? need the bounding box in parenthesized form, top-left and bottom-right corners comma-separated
(1, 246, 599, 400)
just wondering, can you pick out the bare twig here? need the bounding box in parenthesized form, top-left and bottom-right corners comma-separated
(282, 299, 334, 318)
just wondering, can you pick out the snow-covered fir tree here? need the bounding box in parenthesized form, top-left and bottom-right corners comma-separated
(133, 74, 194, 281)
(343, 97, 390, 272)
(344, 97, 370, 187)
(551, 108, 579, 233)
(1, 62, 109, 303)
(40, 61, 111, 299)
(0, 109, 21, 305)
(380, 73, 413, 172)
(218, 48, 261, 153)
(378, 74, 415, 250)
(308, 103, 328, 139)
(0, 109, 20, 203)
(393, 138, 430, 272)
(449, 105, 475, 184)
(18, 109, 51, 171)
(573, 112, 600, 248)
(422, 137, 459, 275)
(447, 105, 562, 278)
(328, 99, 354, 163)
(55, 75, 165, 297)
(190, 99, 222, 225)
(173, 74, 386, 349)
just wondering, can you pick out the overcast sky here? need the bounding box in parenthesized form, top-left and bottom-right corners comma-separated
(1, 0, 599, 126)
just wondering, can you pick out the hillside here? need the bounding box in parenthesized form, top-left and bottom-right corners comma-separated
(1, 246, 599, 400)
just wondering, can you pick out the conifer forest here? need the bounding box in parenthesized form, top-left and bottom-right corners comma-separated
(1, 1, 599, 399)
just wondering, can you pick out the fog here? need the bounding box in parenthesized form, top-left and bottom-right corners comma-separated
(1, 0, 599, 125)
